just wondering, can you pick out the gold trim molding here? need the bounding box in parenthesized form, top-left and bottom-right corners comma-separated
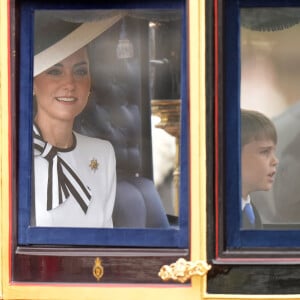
(158, 258, 211, 283)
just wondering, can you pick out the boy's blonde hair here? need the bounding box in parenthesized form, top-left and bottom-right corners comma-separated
(241, 109, 277, 147)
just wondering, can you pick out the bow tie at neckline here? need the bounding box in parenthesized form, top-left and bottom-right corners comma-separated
(33, 124, 91, 213)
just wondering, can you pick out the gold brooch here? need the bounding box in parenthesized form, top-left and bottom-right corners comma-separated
(89, 158, 99, 171)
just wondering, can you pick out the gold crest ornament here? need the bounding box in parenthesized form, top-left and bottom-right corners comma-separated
(89, 158, 99, 171)
(93, 257, 104, 281)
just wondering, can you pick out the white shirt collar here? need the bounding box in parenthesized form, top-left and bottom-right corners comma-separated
(241, 195, 251, 210)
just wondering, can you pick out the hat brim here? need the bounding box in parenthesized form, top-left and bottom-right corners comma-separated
(34, 14, 122, 77)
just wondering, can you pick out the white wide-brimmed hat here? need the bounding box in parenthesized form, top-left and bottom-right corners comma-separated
(34, 10, 123, 77)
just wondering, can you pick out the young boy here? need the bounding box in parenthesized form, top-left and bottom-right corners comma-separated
(241, 109, 279, 229)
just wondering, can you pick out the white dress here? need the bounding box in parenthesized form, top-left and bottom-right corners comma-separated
(33, 130, 116, 228)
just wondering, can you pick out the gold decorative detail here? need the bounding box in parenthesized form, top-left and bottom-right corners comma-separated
(93, 257, 104, 281)
(158, 258, 211, 283)
(89, 158, 99, 171)
(151, 99, 181, 138)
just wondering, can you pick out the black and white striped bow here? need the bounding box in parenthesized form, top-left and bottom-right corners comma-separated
(33, 124, 91, 213)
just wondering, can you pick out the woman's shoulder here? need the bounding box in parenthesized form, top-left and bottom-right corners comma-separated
(73, 132, 114, 152)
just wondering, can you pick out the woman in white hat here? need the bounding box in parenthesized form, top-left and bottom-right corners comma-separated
(32, 11, 121, 227)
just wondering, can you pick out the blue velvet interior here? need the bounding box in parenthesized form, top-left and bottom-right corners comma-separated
(17, 0, 188, 247)
(225, 0, 300, 249)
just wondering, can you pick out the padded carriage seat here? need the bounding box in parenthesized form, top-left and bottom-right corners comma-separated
(74, 92, 169, 228)
(74, 17, 169, 228)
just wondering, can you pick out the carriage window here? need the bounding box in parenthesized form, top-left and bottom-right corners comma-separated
(241, 7, 300, 231)
(17, 3, 188, 247)
(213, 2, 300, 255)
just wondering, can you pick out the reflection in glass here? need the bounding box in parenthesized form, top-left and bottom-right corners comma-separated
(151, 99, 181, 216)
(240, 8, 300, 229)
(31, 9, 182, 229)
(149, 18, 182, 222)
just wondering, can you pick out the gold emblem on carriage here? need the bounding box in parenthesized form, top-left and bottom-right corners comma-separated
(89, 158, 99, 171)
(93, 257, 104, 281)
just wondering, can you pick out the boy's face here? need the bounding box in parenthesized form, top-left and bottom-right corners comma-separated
(242, 138, 278, 198)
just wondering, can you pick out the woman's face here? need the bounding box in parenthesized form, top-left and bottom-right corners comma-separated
(34, 48, 91, 123)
